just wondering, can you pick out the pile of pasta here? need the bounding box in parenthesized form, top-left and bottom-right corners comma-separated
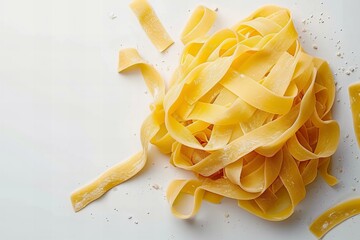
(71, 4, 340, 222)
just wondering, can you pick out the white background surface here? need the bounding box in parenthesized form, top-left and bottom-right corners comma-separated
(1, 0, 360, 239)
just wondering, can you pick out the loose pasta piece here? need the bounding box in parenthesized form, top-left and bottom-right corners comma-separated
(130, 0, 174, 52)
(349, 82, 360, 147)
(309, 198, 360, 239)
(70, 49, 165, 212)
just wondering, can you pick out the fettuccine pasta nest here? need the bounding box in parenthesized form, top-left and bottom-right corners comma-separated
(71, 5, 340, 221)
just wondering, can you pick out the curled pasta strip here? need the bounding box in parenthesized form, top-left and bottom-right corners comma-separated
(180, 6, 217, 45)
(70, 49, 165, 211)
(71, 6, 340, 222)
(309, 198, 360, 239)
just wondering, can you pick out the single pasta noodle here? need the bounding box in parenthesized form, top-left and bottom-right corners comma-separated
(348, 82, 360, 147)
(130, 0, 174, 52)
(309, 198, 360, 239)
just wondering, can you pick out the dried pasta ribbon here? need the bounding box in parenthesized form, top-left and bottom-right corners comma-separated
(70, 49, 165, 212)
(309, 198, 360, 239)
(130, 0, 174, 52)
(349, 82, 360, 147)
(180, 6, 217, 44)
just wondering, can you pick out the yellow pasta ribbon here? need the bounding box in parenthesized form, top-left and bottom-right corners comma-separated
(130, 0, 174, 52)
(71, 5, 340, 222)
(349, 82, 360, 147)
(309, 198, 360, 239)
(71, 48, 165, 212)
(180, 6, 217, 44)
